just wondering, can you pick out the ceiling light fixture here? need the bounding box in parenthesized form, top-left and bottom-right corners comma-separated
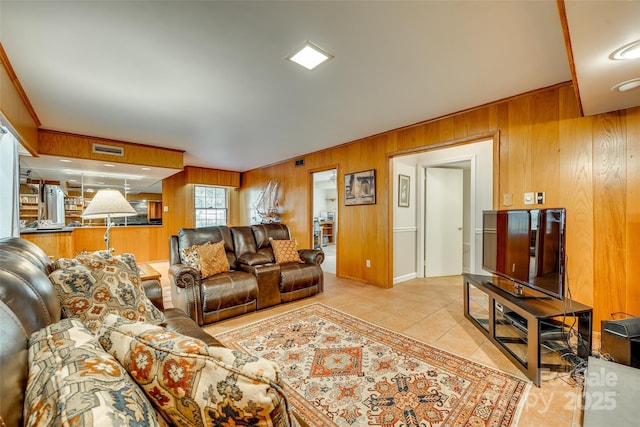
(611, 78, 640, 93)
(287, 41, 334, 71)
(610, 40, 640, 60)
(59, 159, 72, 163)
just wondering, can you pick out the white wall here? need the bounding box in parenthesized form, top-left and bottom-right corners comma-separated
(393, 158, 418, 283)
(392, 139, 493, 284)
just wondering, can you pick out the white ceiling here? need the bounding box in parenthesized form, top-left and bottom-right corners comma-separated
(1, 1, 638, 179)
(563, 1, 640, 116)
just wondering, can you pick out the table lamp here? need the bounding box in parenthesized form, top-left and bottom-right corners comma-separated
(82, 189, 137, 252)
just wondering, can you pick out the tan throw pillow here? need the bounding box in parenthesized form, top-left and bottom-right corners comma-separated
(96, 314, 298, 427)
(196, 241, 230, 278)
(48, 253, 165, 333)
(270, 238, 302, 264)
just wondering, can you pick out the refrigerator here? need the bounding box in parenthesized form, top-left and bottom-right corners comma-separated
(44, 184, 65, 225)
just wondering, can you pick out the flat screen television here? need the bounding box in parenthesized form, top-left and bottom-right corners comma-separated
(482, 208, 566, 300)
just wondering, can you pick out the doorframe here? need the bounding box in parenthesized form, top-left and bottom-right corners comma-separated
(417, 156, 475, 278)
(387, 131, 499, 287)
(308, 165, 339, 271)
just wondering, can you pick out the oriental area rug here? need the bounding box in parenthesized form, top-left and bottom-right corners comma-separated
(213, 303, 530, 427)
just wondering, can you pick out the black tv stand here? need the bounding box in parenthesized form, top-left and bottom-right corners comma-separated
(464, 274, 592, 386)
(482, 279, 551, 299)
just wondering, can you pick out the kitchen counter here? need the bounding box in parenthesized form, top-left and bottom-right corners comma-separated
(20, 227, 74, 234)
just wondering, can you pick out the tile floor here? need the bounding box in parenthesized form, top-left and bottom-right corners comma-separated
(148, 262, 586, 426)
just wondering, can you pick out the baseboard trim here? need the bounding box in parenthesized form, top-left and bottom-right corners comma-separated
(393, 272, 417, 285)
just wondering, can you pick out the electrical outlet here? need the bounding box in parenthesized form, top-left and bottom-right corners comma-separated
(163, 206, 169, 212)
(366, 259, 371, 268)
(536, 192, 545, 204)
(502, 193, 513, 206)
(524, 192, 534, 205)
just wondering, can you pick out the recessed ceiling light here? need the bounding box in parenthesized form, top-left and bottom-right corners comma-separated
(103, 163, 115, 167)
(611, 78, 640, 92)
(59, 159, 72, 163)
(287, 41, 334, 71)
(610, 40, 640, 60)
(141, 167, 151, 171)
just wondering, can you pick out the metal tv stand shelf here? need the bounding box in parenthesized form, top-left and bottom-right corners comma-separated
(463, 273, 592, 386)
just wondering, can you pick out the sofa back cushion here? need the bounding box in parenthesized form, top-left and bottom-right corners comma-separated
(0, 236, 55, 274)
(231, 226, 258, 257)
(177, 226, 237, 268)
(251, 224, 291, 262)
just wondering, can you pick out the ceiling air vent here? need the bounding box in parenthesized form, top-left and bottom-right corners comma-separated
(295, 158, 305, 167)
(93, 143, 124, 156)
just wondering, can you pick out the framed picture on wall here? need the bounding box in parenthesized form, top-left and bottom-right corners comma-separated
(344, 169, 376, 205)
(398, 174, 410, 207)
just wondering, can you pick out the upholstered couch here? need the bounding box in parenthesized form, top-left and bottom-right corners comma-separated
(0, 237, 302, 427)
(169, 223, 324, 326)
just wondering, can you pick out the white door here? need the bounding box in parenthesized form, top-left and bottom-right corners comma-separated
(425, 167, 463, 277)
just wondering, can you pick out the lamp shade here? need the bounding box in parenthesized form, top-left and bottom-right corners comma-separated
(82, 189, 137, 219)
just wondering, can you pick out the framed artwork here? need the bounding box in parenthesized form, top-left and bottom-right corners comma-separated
(344, 169, 376, 206)
(398, 174, 410, 207)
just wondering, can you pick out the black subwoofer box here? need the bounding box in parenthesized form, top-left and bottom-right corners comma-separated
(601, 318, 640, 368)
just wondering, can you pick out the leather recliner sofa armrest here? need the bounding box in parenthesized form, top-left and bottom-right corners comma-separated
(298, 249, 325, 265)
(169, 263, 201, 287)
(141, 279, 164, 311)
(237, 252, 272, 267)
(168, 263, 205, 326)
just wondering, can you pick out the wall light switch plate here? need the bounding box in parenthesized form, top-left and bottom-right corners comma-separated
(524, 192, 534, 205)
(163, 206, 169, 212)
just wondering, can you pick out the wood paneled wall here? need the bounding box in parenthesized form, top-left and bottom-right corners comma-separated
(239, 82, 640, 329)
(21, 231, 74, 259)
(73, 226, 167, 262)
(160, 167, 240, 248)
(38, 129, 184, 169)
(21, 226, 166, 262)
(0, 43, 39, 151)
(184, 166, 241, 187)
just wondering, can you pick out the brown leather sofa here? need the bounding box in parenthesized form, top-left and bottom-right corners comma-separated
(0, 237, 220, 427)
(169, 223, 324, 326)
